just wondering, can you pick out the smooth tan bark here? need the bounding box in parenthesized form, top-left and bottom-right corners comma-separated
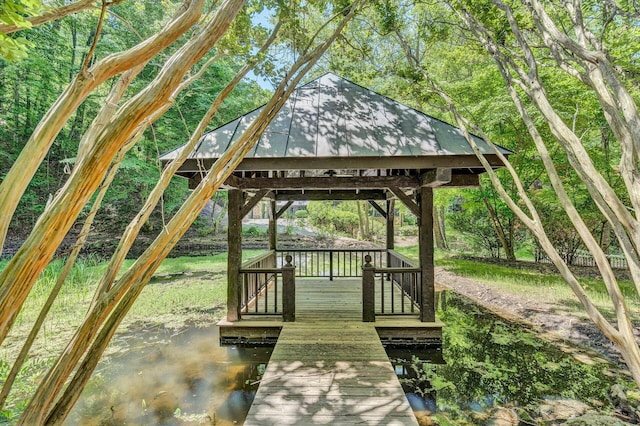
(0, 67, 140, 412)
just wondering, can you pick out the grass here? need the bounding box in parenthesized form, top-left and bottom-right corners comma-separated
(3, 250, 270, 332)
(395, 245, 640, 319)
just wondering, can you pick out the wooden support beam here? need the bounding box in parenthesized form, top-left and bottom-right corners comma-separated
(388, 186, 420, 218)
(443, 174, 480, 188)
(421, 168, 451, 187)
(275, 201, 294, 219)
(225, 175, 419, 190)
(240, 189, 270, 218)
(386, 199, 395, 253)
(419, 187, 435, 322)
(223, 174, 242, 188)
(205, 171, 478, 190)
(368, 200, 387, 218)
(269, 200, 277, 251)
(275, 190, 387, 201)
(172, 154, 507, 175)
(227, 189, 243, 322)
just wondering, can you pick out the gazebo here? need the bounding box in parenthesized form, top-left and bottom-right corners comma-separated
(161, 73, 510, 345)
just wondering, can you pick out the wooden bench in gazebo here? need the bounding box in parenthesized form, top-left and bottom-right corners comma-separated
(161, 72, 510, 347)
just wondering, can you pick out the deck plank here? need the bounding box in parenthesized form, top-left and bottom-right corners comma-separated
(244, 279, 419, 425)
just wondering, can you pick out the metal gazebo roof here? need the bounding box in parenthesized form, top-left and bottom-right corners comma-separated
(160, 72, 511, 176)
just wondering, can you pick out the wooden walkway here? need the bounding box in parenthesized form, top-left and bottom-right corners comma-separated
(244, 279, 419, 425)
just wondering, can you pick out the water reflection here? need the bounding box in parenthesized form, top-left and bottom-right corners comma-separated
(387, 348, 443, 423)
(386, 291, 627, 425)
(70, 292, 630, 425)
(68, 326, 272, 425)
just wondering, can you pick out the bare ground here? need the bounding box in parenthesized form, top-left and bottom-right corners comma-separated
(436, 267, 632, 367)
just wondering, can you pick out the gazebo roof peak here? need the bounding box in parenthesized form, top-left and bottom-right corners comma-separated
(160, 72, 511, 175)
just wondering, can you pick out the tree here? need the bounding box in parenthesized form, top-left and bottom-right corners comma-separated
(0, 1, 365, 422)
(325, 0, 640, 387)
(430, 0, 640, 385)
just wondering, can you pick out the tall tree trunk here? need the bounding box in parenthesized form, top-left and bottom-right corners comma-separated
(0, 0, 207, 346)
(439, 205, 449, 250)
(0, 67, 140, 411)
(433, 203, 447, 249)
(69, 23, 77, 82)
(601, 221, 611, 254)
(357, 200, 365, 239)
(483, 198, 515, 260)
(364, 203, 370, 239)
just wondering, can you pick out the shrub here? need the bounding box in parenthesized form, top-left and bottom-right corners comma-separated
(242, 225, 266, 237)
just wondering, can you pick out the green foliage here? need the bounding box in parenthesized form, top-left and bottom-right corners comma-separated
(445, 184, 520, 258)
(242, 225, 266, 237)
(294, 209, 308, 218)
(307, 201, 360, 237)
(0, 0, 42, 60)
(0, 1, 271, 237)
(395, 245, 640, 318)
(0, 33, 34, 61)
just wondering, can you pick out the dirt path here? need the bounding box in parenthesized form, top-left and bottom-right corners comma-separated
(436, 267, 627, 366)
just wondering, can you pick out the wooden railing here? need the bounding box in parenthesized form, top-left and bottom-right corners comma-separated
(362, 250, 421, 321)
(276, 249, 386, 279)
(239, 251, 295, 321)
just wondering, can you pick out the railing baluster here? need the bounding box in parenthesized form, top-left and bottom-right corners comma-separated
(263, 273, 268, 313)
(241, 275, 246, 313)
(350, 251, 353, 276)
(380, 274, 385, 314)
(401, 273, 405, 314)
(274, 274, 278, 313)
(391, 272, 395, 313)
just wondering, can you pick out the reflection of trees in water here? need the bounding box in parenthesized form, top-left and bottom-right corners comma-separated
(392, 292, 622, 422)
(68, 327, 272, 425)
(389, 353, 439, 416)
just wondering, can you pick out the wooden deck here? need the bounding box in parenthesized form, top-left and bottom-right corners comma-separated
(243, 279, 420, 425)
(219, 278, 443, 345)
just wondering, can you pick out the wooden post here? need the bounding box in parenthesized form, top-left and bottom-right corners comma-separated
(362, 255, 375, 322)
(227, 189, 243, 322)
(269, 199, 277, 251)
(329, 251, 334, 281)
(386, 199, 395, 268)
(282, 255, 296, 322)
(419, 187, 435, 322)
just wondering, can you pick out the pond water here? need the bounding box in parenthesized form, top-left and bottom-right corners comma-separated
(69, 292, 633, 425)
(67, 327, 272, 425)
(389, 291, 632, 425)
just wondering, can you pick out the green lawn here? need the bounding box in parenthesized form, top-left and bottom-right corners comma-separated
(395, 245, 640, 319)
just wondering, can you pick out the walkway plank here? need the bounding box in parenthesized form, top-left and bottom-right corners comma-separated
(244, 279, 419, 425)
